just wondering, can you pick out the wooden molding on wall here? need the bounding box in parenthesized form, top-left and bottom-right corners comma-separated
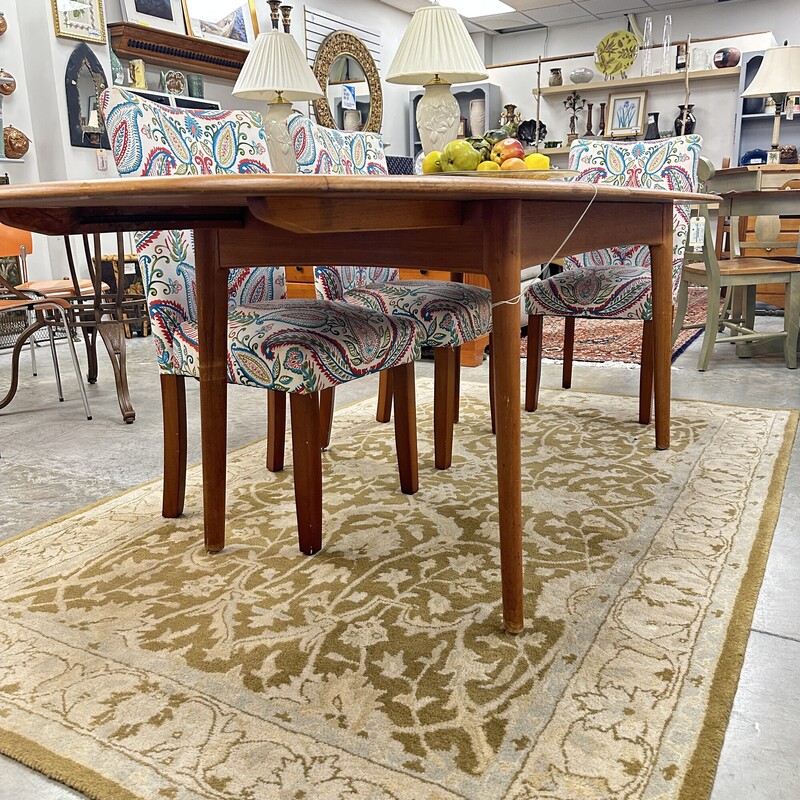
(107, 22, 246, 82)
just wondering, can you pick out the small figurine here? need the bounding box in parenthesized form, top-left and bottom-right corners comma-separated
(128, 59, 147, 90)
(563, 91, 586, 143)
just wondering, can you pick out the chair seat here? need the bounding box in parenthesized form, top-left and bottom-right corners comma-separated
(684, 257, 800, 279)
(524, 265, 654, 320)
(172, 299, 419, 393)
(17, 279, 110, 298)
(341, 280, 492, 348)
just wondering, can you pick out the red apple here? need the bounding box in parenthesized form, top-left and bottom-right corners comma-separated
(490, 137, 525, 165)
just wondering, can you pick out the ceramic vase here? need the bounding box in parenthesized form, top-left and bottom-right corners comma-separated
(469, 98, 486, 137)
(549, 68, 563, 87)
(674, 104, 696, 135)
(644, 112, 660, 140)
(343, 109, 362, 131)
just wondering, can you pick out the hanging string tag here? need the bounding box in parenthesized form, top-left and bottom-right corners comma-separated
(689, 214, 705, 252)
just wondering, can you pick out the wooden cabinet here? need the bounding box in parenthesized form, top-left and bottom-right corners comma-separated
(285, 267, 489, 367)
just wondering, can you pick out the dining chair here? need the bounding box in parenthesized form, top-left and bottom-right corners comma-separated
(100, 88, 421, 555)
(673, 158, 800, 370)
(0, 275, 92, 420)
(288, 113, 494, 469)
(524, 135, 702, 424)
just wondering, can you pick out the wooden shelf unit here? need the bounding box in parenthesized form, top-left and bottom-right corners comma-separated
(108, 22, 247, 82)
(537, 67, 740, 98)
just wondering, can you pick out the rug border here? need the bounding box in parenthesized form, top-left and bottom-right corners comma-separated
(678, 409, 799, 800)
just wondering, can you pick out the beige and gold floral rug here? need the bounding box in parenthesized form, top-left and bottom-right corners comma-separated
(0, 382, 795, 800)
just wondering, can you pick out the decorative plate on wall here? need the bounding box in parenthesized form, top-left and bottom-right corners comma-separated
(595, 30, 639, 77)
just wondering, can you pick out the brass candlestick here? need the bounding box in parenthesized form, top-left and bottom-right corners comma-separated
(280, 5, 292, 33)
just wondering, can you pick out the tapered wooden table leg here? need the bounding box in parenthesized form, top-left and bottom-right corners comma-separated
(484, 200, 524, 634)
(651, 205, 673, 451)
(195, 228, 229, 553)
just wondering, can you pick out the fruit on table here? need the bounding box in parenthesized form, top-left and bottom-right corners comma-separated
(441, 139, 482, 172)
(477, 160, 501, 171)
(524, 152, 550, 170)
(465, 136, 492, 161)
(500, 157, 527, 171)
(422, 150, 443, 174)
(490, 137, 525, 165)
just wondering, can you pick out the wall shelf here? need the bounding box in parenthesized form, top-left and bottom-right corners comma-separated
(536, 67, 740, 97)
(0, 157, 25, 163)
(108, 22, 247, 82)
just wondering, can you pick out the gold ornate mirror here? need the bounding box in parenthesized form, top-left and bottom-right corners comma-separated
(312, 31, 383, 134)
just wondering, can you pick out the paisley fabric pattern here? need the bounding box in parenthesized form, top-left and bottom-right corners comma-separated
(172, 300, 419, 394)
(290, 114, 492, 347)
(344, 281, 493, 348)
(525, 135, 702, 320)
(99, 87, 285, 374)
(288, 114, 388, 175)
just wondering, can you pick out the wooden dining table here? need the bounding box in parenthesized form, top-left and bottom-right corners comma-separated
(0, 173, 717, 633)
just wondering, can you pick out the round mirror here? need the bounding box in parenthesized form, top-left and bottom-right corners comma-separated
(313, 31, 383, 134)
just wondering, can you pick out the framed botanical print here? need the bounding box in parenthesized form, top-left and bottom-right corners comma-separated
(51, 0, 107, 44)
(607, 90, 647, 138)
(181, 0, 259, 50)
(120, 0, 187, 35)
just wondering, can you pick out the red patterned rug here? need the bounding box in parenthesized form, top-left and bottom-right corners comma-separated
(520, 288, 709, 365)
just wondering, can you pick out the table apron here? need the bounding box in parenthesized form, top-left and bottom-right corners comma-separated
(219, 200, 670, 273)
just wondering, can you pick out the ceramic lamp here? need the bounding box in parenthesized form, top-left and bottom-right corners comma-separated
(233, 28, 323, 173)
(741, 44, 800, 165)
(387, 5, 487, 155)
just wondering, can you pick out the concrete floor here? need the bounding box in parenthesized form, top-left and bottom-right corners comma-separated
(1, 326, 799, 800)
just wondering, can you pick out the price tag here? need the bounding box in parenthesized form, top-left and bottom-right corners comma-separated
(96, 148, 108, 171)
(689, 216, 705, 252)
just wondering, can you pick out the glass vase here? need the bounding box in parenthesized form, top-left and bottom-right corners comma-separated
(674, 104, 696, 136)
(661, 14, 672, 75)
(644, 112, 660, 140)
(640, 17, 653, 77)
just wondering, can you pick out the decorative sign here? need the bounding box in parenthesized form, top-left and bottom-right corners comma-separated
(341, 84, 356, 110)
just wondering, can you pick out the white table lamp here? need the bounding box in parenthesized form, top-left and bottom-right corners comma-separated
(741, 44, 800, 165)
(233, 8, 323, 174)
(387, 5, 487, 155)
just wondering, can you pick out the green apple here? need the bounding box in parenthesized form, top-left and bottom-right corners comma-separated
(441, 139, 481, 172)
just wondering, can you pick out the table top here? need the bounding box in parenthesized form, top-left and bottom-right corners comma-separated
(0, 174, 718, 237)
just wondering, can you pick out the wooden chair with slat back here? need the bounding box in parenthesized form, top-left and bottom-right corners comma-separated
(672, 157, 800, 370)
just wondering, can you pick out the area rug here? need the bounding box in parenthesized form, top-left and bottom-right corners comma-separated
(0, 382, 795, 800)
(521, 287, 710, 365)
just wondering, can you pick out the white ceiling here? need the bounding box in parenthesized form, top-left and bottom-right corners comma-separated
(379, 0, 727, 34)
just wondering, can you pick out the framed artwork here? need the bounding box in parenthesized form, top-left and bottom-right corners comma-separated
(181, 0, 259, 50)
(51, 0, 107, 44)
(607, 90, 647, 138)
(120, 0, 186, 35)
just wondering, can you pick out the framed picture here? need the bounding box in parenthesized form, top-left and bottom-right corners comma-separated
(458, 117, 467, 138)
(181, 0, 259, 50)
(51, 0, 107, 44)
(607, 90, 647, 138)
(120, 0, 186, 35)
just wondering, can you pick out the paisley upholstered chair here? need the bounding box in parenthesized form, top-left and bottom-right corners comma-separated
(288, 113, 493, 470)
(100, 88, 420, 555)
(524, 135, 702, 423)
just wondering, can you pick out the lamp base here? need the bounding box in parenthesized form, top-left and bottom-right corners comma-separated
(264, 100, 297, 174)
(766, 148, 781, 165)
(416, 80, 460, 156)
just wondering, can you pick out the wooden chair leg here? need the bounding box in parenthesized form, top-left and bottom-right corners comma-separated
(698, 281, 722, 372)
(376, 370, 392, 423)
(453, 344, 461, 424)
(266, 390, 286, 472)
(161, 374, 187, 518)
(488, 333, 496, 434)
(289, 392, 323, 555)
(672, 278, 689, 344)
(391, 362, 418, 495)
(562, 316, 575, 389)
(639, 319, 654, 425)
(524, 314, 543, 412)
(784, 274, 800, 370)
(319, 387, 335, 449)
(433, 346, 457, 470)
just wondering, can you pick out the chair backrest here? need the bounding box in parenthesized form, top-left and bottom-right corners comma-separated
(566, 135, 702, 294)
(288, 114, 399, 300)
(99, 87, 286, 374)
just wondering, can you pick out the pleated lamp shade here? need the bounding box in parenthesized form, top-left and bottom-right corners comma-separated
(233, 30, 323, 103)
(387, 5, 488, 86)
(741, 45, 800, 98)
